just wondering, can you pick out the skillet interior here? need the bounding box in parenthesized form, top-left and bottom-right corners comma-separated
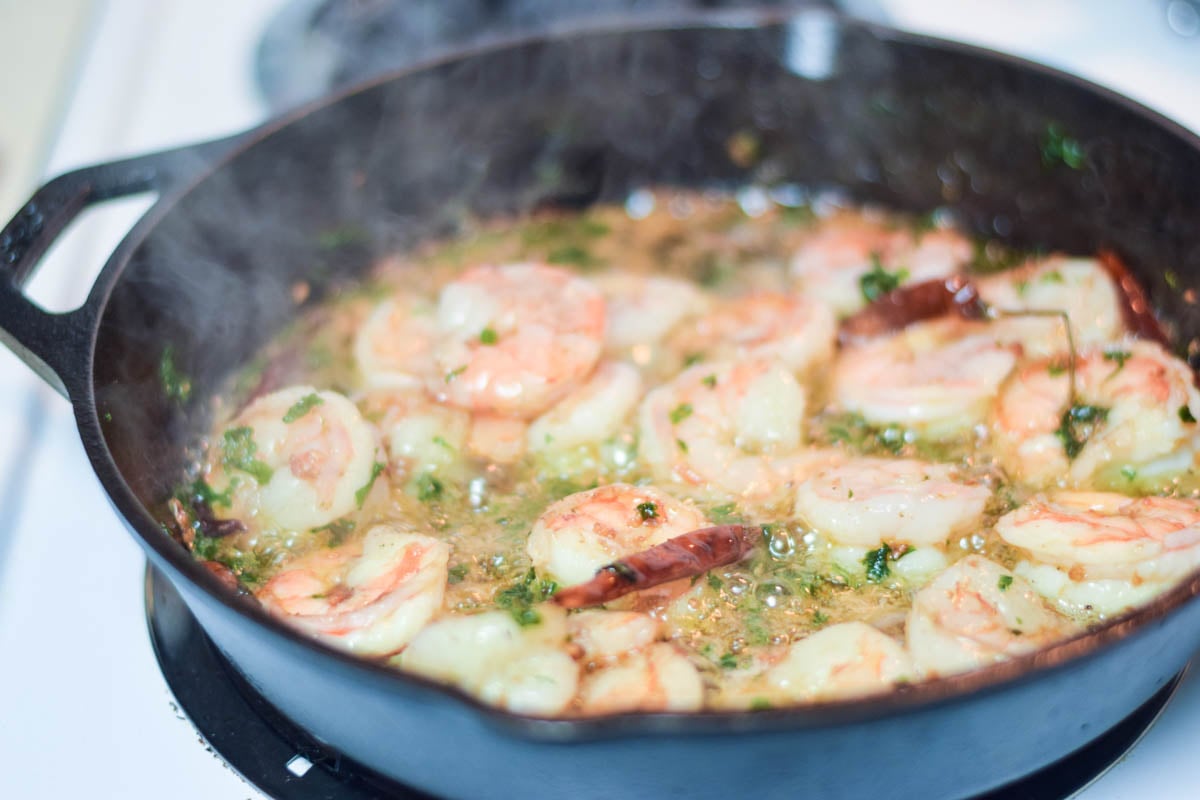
(86, 13, 1200, 799)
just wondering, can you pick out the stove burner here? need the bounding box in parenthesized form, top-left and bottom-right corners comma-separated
(145, 566, 1183, 800)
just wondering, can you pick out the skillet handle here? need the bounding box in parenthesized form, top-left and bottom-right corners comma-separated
(0, 136, 239, 399)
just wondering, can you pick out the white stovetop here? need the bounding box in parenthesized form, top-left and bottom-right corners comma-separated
(2, 1, 1200, 797)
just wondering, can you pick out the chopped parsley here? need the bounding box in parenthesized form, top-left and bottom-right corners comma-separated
(447, 564, 470, 584)
(1181, 405, 1197, 424)
(445, 365, 467, 383)
(1040, 270, 1065, 284)
(479, 327, 499, 345)
(707, 572, 724, 590)
(1054, 404, 1109, 460)
(494, 568, 558, 626)
(676, 438, 689, 453)
(998, 575, 1014, 592)
(282, 392, 324, 423)
(415, 472, 443, 503)
(189, 477, 233, 509)
(1102, 349, 1131, 373)
(1047, 361, 1067, 377)
(683, 353, 705, 367)
(1041, 123, 1086, 170)
(701, 374, 718, 389)
(812, 610, 830, 626)
(863, 544, 892, 583)
(432, 435, 455, 451)
(749, 697, 773, 711)
(669, 403, 694, 424)
(221, 427, 274, 484)
(718, 652, 739, 670)
(859, 254, 909, 303)
(311, 518, 356, 546)
(636, 501, 658, 522)
(159, 345, 192, 403)
(1120, 465, 1138, 482)
(355, 461, 386, 507)
(709, 502, 743, 523)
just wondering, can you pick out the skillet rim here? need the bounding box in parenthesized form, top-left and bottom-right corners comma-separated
(71, 6, 1200, 740)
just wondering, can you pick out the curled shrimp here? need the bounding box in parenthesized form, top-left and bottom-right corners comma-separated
(553, 524, 762, 610)
(359, 388, 470, 479)
(429, 262, 606, 418)
(794, 458, 992, 549)
(906, 555, 1078, 677)
(832, 319, 1020, 438)
(207, 386, 383, 531)
(668, 292, 837, 377)
(527, 361, 643, 454)
(354, 293, 439, 388)
(527, 483, 709, 593)
(257, 524, 450, 656)
(591, 271, 710, 354)
(995, 492, 1200, 614)
(789, 211, 971, 317)
(760, 622, 915, 703)
(638, 359, 807, 500)
(991, 341, 1200, 490)
(399, 605, 580, 716)
(977, 257, 1124, 358)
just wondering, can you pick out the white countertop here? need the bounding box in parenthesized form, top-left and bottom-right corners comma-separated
(2, 1, 1199, 797)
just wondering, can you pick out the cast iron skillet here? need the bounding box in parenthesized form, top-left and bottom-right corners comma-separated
(5, 10, 1200, 799)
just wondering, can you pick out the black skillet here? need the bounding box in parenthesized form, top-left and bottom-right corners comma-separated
(4, 10, 1200, 799)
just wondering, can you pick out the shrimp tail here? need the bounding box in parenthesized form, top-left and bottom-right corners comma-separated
(839, 275, 987, 344)
(553, 524, 764, 609)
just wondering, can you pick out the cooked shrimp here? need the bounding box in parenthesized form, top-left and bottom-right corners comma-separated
(526, 484, 709, 592)
(995, 492, 1200, 615)
(353, 294, 439, 388)
(591, 272, 710, 354)
(639, 359, 807, 500)
(794, 458, 992, 548)
(991, 341, 1200, 490)
(527, 361, 642, 454)
(359, 389, 470, 479)
(257, 524, 449, 656)
(761, 622, 914, 702)
(832, 319, 1019, 437)
(398, 605, 580, 716)
(906, 555, 1078, 676)
(789, 211, 971, 317)
(209, 386, 383, 531)
(429, 262, 606, 418)
(467, 413, 528, 465)
(566, 609, 663, 663)
(978, 257, 1124, 358)
(668, 292, 836, 377)
(576, 643, 704, 714)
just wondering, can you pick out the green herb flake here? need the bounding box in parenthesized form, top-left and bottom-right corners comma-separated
(1047, 361, 1067, 377)
(636, 501, 658, 522)
(159, 345, 192, 403)
(683, 353, 705, 367)
(669, 403, 694, 425)
(710, 502, 742, 523)
(718, 653, 739, 670)
(494, 568, 558, 627)
(998, 575, 1014, 592)
(1120, 465, 1138, 482)
(479, 327, 499, 345)
(1103, 349, 1131, 372)
(1054, 404, 1110, 460)
(355, 461, 386, 507)
(1181, 405, 1197, 424)
(445, 365, 467, 383)
(1041, 124, 1086, 170)
(1165, 270, 1181, 291)
(1040, 270, 1065, 284)
(859, 254, 910, 303)
(190, 477, 233, 509)
(447, 564, 470, 584)
(676, 438, 689, 453)
(546, 244, 598, 269)
(863, 544, 891, 583)
(415, 472, 443, 503)
(707, 572, 724, 591)
(701, 374, 718, 389)
(282, 392, 324, 423)
(221, 427, 274, 484)
(749, 697, 773, 711)
(812, 610, 830, 626)
(311, 518, 356, 546)
(432, 435, 455, 452)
